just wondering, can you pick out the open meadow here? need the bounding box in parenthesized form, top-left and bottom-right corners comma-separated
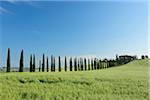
(0, 59, 149, 100)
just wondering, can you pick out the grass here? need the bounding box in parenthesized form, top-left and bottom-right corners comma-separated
(0, 59, 149, 100)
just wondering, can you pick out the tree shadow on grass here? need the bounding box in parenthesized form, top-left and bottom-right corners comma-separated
(18, 78, 92, 86)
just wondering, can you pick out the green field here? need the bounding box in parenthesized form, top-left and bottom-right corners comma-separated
(0, 59, 149, 100)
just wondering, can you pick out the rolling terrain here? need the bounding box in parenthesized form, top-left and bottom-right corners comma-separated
(0, 59, 149, 100)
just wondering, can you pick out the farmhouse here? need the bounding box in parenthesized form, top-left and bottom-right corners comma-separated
(118, 55, 136, 64)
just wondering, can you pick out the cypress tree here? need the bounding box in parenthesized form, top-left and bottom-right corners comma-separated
(74, 58, 77, 71)
(39, 60, 41, 72)
(110, 60, 113, 67)
(7, 48, 11, 72)
(97, 60, 100, 70)
(94, 58, 97, 70)
(103, 60, 105, 68)
(46, 57, 49, 72)
(53, 57, 55, 72)
(99, 60, 102, 69)
(104, 59, 108, 68)
(88, 58, 90, 70)
(79, 58, 81, 71)
(109, 60, 111, 67)
(107, 60, 110, 67)
(91, 59, 93, 70)
(70, 57, 72, 71)
(65, 56, 67, 71)
(58, 56, 61, 72)
(101, 60, 104, 68)
(51, 55, 53, 72)
(84, 58, 87, 71)
(77, 59, 80, 71)
(30, 54, 32, 72)
(32, 54, 35, 72)
(19, 50, 24, 72)
(81, 58, 83, 71)
(42, 54, 45, 72)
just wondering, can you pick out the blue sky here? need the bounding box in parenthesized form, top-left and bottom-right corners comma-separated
(0, 0, 148, 67)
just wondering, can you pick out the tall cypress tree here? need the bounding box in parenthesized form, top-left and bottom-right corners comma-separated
(42, 54, 45, 72)
(97, 59, 100, 70)
(7, 48, 11, 72)
(51, 55, 53, 72)
(32, 54, 35, 72)
(30, 54, 32, 72)
(81, 58, 83, 71)
(58, 56, 61, 72)
(65, 56, 67, 71)
(84, 58, 87, 71)
(107, 60, 109, 68)
(99, 60, 102, 69)
(77, 59, 80, 71)
(70, 57, 72, 71)
(74, 58, 77, 71)
(91, 59, 93, 70)
(94, 58, 97, 70)
(79, 58, 81, 71)
(39, 60, 41, 72)
(46, 57, 49, 72)
(88, 58, 90, 70)
(19, 50, 24, 72)
(109, 59, 111, 67)
(53, 56, 55, 72)
(105, 59, 108, 68)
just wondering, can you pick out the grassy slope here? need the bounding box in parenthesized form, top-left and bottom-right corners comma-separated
(0, 59, 149, 100)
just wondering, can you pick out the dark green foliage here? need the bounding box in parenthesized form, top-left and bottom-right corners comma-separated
(91, 59, 93, 70)
(39, 60, 41, 72)
(102, 61, 105, 68)
(97, 60, 100, 69)
(141, 55, 148, 59)
(7, 48, 11, 72)
(74, 58, 77, 71)
(51, 55, 55, 72)
(58, 56, 61, 72)
(77, 59, 80, 71)
(103, 60, 106, 68)
(42, 54, 45, 72)
(19, 50, 24, 72)
(99, 60, 102, 69)
(145, 55, 148, 58)
(106, 59, 109, 68)
(109, 60, 116, 67)
(32, 54, 35, 72)
(51, 55, 53, 72)
(107, 60, 109, 68)
(84, 58, 87, 71)
(94, 58, 97, 70)
(107, 60, 110, 68)
(116, 54, 119, 61)
(64, 56, 67, 71)
(53, 57, 55, 72)
(30, 55, 32, 72)
(104, 59, 108, 68)
(70, 57, 72, 71)
(141, 55, 145, 59)
(46, 57, 49, 72)
(88, 59, 90, 70)
(80, 58, 83, 71)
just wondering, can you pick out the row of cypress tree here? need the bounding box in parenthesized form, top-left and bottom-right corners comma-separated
(6, 48, 24, 72)
(6, 48, 116, 72)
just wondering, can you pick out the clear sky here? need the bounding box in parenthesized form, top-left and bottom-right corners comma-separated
(0, 0, 148, 67)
